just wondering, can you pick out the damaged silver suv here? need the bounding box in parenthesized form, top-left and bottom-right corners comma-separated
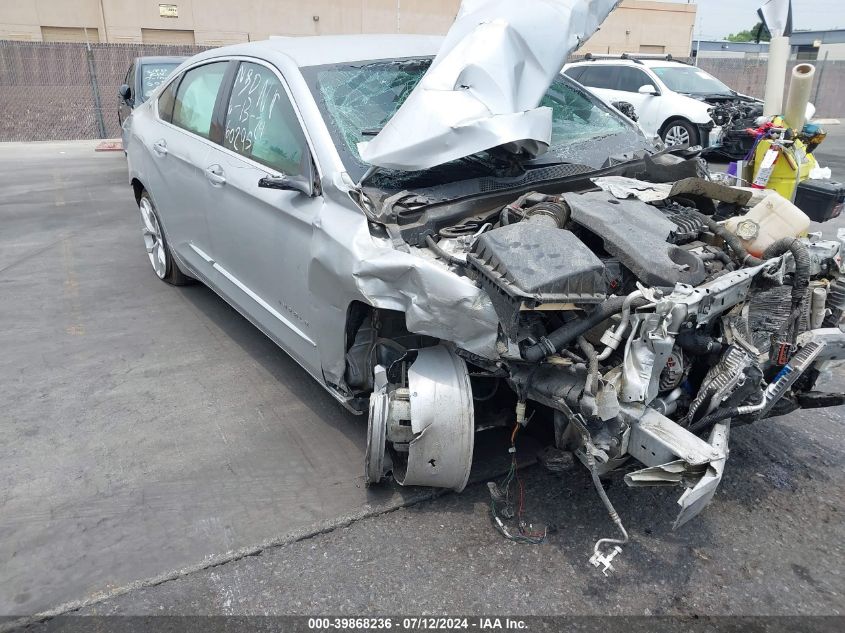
(126, 23, 845, 570)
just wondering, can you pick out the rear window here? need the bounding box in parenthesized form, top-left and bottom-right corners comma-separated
(577, 66, 619, 90)
(616, 67, 652, 92)
(157, 80, 178, 123)
(172, 62, 228, 139)
(563, 66, 586, 82)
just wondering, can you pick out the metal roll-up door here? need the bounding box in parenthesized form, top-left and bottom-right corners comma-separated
(40, 26, 100, 43)
(141, 29, 195, 45)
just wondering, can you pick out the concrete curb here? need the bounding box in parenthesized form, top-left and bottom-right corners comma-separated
(0, 487, 446, 632)
(0, 448, 537, 632)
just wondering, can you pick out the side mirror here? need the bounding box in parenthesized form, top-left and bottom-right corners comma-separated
(611, 100, 638, 122)
(119, 84, 132, 103)
(638, 84, 659, 96)
(258, 173, 313, 197)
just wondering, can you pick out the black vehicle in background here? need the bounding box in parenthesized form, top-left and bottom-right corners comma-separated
(118, 56, 186, 127)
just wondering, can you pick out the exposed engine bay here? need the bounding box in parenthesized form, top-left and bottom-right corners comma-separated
(356, 151, 845, 574)
(705, 95, 765, 160)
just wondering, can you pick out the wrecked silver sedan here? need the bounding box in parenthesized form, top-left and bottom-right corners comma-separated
(126, 1, 845, 575)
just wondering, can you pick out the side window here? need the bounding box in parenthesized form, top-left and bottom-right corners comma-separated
(564, 66, 585, 82)
(617, 67, 652, 93)
(578, 66, 618, 90)
(158, 77, 178, 124)
(172, 61, 228, 139)
(223, 61, 308, 177)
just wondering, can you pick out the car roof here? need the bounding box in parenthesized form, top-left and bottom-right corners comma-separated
(135, 56, 188, 64)
(198, 35, 443, 68)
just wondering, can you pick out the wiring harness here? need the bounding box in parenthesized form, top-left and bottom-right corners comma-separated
(487, 415, 548, 545)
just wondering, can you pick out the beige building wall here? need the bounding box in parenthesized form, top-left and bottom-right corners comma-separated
(580, 0, 697, 58)
(818, 42, 845, 61)
(0, 0, 694, 53)
(0, 0, 463, 44)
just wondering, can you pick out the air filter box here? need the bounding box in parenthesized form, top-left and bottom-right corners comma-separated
(468, 222, 606, 340)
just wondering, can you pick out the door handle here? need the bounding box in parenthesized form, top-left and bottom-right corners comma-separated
(152, 140, 168, 156)
(205, 164, 226, 186)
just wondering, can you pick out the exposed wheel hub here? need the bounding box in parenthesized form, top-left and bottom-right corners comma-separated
(365, 346, 475, 491)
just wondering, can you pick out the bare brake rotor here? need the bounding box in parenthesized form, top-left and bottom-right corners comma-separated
(364, 345, 475, 491)
(365, 366, 389, 485)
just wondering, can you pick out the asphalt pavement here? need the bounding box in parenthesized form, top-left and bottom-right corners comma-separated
(0, 141, 525, 620)
(2, 130, 844, 623)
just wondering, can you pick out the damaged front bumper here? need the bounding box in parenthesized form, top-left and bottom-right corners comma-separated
(622, 404, 729, 529)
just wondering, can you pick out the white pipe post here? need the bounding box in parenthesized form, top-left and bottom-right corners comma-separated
(763, 35, 790, 116)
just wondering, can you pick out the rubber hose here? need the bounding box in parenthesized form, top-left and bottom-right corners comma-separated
(525, 201, 570, 229)
(689, 406, 739, 433)
(522, 295, 629, 362)
(689, 210, 762, 266)
(424, 234, 464, 267)
(823, 276, 845, 327)
(584, 437, 629, 553)
(577, 335, 599, 395)
(762, 237, 811, 309)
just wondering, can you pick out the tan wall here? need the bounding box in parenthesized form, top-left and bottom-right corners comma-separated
(0, 0, 100, 41)
(818, 43, 845, 61)
(0, 0, 694, 51)
(0, 0, 462, 43)
(580, 0, 696, 58)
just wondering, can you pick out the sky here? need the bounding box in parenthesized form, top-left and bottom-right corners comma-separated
(657, 1, 845, 40)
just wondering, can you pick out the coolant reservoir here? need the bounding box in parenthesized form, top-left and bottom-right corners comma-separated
(724, 193, 810, 257)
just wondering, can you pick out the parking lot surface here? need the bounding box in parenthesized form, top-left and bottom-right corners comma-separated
(2, 131, 844, 621)
(0, 142, 521, 618)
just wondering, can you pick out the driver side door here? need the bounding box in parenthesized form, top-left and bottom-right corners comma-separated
(202, 60, 322, 376)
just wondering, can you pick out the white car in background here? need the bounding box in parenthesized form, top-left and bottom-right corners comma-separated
(563, 55, 756, 151)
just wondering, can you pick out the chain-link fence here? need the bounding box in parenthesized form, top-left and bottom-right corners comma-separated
(0, 40, 207, 142)
(1, 40, 844, 142)
(696, 57, 845, 120)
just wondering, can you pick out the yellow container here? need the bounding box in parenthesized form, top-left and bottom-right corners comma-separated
(752, 138, 817, 200)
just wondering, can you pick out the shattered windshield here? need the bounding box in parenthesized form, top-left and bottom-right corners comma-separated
(302, 58, 637, 187)
(651, 66, 733, 96)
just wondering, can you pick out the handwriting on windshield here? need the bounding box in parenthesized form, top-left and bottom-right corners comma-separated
(225, 64, 282, 154)
(142, 66, 174, 95)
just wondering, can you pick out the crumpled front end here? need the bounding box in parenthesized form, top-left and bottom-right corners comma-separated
(340, 0, 845, 574)
(355, 155, 845, 571)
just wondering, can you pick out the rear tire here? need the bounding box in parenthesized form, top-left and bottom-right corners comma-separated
(138, 191, 194, 286)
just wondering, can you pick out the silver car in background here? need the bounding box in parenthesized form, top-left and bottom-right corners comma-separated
(125, 33, 845, 569)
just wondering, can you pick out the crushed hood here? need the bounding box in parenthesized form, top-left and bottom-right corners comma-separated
(357, 0, 621, 171)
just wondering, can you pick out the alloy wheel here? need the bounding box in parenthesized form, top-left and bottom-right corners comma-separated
(664, 124, 691, 147)
(139, 197, 167, 279)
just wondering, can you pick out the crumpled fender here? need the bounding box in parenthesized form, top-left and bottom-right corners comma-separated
(352, 248, 500, 360)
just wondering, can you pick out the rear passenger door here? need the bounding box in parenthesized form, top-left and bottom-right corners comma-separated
(202, 60, 322, 374)
(147, 60, 232, 278)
